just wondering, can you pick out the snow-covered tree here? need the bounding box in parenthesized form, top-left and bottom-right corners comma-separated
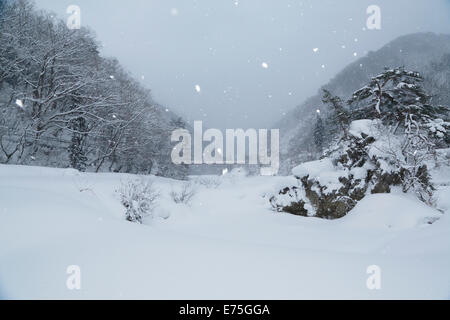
(347, 68, 449, 202)
(313, 112, 324, 153)
(348, 67, 448, 134)
(68, 117, 88, 172)
(322, 89, 350, 139)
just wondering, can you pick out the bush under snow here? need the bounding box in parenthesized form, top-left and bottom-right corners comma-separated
(170, 182, 197, 205)
(118, 178, 160, 224)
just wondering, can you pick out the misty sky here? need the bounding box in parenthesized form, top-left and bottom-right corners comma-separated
(35, 0, 450, 129)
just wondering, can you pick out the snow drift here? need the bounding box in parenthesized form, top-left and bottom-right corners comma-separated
(0, 164, 449, 299)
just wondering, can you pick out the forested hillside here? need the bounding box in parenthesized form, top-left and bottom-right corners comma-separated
(0, 0, 188, 178)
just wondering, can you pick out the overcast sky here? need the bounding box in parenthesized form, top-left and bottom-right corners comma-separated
(35, 0, 450, 129)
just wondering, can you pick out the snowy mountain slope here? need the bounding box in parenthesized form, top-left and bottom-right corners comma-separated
(0, 164, 449, 299)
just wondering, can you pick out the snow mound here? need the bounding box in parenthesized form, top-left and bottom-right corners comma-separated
(292, 158, 335, 178)
(349, 119, 377, 139)
(340, 194, 442, 230)
(62, 168, 81, 176)
(292, 158, 346, 193)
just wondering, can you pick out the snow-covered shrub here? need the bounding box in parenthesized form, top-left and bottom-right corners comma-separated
(118, 178, 160, 224)
(170, 182, 196, 205)
(270, 185, 313, 217)
(367, 124, 435, 204)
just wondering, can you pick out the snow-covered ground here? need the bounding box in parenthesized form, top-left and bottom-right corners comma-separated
(0, 164, 449, 299)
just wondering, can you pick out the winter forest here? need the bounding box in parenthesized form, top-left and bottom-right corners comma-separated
(0, 0, 188, 178)
(1, 0, 450, 301)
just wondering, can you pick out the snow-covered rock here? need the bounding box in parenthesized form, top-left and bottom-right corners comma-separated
(275, 118, 437, 219)
(292, 158, 348, 194)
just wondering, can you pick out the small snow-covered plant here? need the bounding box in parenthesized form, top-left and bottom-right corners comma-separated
(119, 178, 160, 224)
(170, 182, 196, 205)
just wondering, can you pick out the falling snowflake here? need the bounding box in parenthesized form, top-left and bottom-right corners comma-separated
(261, 62, 269, 69)
(15, 99, 24, 109)
(313, 48, 319, 53)
(195, 85, 201, 93)
(170, 8, 179, 16)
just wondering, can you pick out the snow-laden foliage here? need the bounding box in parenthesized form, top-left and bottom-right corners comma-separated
(348, 67, 449, 139)
(118, 179, 160, 224)
(0, 0, 188, 179)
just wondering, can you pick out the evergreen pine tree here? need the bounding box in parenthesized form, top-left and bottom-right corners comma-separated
(348, 67, 449, 134)
(348, 67, 449, 149)
(313, 111, 324, 154)
(322, 89, 350, 139)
